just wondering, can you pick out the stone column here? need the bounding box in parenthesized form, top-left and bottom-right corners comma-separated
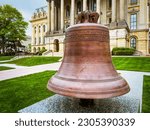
(96, 0, 101, 23)
(54, 6, 57, 31)
(61, 0, 64, 31)
(70, 0, 75, 25)
(120, 0, 125, 20)
(83, 0, 87, 11)
(47, 0, 51, 33)
(112, 0, 117, 22)
(51, 0, 55, 32)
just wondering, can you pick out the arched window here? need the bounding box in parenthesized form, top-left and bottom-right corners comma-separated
(66, 5, 70, 18)
(34, 27, 36, 34)
(38, 47, 40, 52)
(43, 25, 46, 32)
(39, 26, 41, 33)
(33, 47, 36, 53)
(34, 38, 36, 45)
(39, 37, 41, 44)
(54, 39, 59, 52)
(77, 1, 82, 13)
(130, 37, 136, 49)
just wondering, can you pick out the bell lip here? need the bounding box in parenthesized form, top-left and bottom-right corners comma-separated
(67, 23, 108, 31)
(47, 78, 130, 99)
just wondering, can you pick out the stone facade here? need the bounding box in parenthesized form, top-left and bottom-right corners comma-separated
(30, 0, 150, 55)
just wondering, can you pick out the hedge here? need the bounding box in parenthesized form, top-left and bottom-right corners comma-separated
(112, 47, 135, 55)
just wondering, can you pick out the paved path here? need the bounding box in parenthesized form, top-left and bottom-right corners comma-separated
(118, 70, 150, 112)
(0, 64, 28, 69)
(0, 62, 61, 81)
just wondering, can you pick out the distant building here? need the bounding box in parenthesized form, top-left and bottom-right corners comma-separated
(30, 6, 48, 54)
(21, 36, 32, 52)
(30, 0, 150, 55)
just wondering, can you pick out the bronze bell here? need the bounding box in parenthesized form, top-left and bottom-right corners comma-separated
(47, 11, 130, 99)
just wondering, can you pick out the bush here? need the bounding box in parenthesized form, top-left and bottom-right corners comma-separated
(112, 47, 135, 56)
(38, 48, 47, 55)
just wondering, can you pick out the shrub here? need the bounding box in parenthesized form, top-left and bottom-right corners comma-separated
(38, 48, 47, 55)
(112, 47, 135, 56)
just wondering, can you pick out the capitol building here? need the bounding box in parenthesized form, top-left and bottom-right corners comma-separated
(30, 0, 150, 55)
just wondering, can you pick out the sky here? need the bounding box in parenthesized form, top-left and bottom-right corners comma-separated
(0, 0, 47, 36)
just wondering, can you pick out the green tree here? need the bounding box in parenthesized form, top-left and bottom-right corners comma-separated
(0, 4, 28, 54)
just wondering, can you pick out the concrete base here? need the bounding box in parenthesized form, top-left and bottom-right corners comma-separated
(19, 94, 139, 113)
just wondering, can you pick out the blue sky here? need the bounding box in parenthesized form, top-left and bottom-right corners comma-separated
(0, 0, 47, 36)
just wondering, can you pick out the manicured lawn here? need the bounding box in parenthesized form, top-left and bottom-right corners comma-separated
(142, 76, 150, 113)
(112, 57, 150, 72)
(3, 56, 150, 72)
(5, 56, 61, 66)
(0, 56, 14, 61)
(0, 66, 14, 71)
(0, 71, 56, 113)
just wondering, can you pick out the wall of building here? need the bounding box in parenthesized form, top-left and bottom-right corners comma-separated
(30, 0, 150, 55)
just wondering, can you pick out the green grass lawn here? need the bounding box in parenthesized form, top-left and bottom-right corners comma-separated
(112, 57, 150, 72)
(2, 56, 150, 72)
(0, 56, 14, 61)
(5, 56, 61, 66)
(142, 76, 150, 113)
(0, 71, 56, 113)
(0, 66, 14, 71)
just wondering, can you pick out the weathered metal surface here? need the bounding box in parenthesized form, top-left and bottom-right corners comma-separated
(47, 11, 130, 99)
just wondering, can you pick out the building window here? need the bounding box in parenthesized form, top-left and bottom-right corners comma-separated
(130, 14, 137, 30)
(109, 18, 112, 23)
(77, 1, 82, 13)
(33, 47, 36, 53)
(130, 37, 136, 49)
(91, 0, 96, 11)
(34, 27, 36, 34)
(39, 37, 41, 44)
(66, 5, 70, 18)
(43, 25, 46, 32)
(54, 39, 59, 52)
(43, 37, 45, 44)
(34, 38, 36, 44)
(131, 0, 137, 4)
(39, 26, 41, 33)
(109, 0, 112, 9)
(38, 47, 40, 52)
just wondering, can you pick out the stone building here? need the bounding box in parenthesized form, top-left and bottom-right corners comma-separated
(30, 0, 150, 55)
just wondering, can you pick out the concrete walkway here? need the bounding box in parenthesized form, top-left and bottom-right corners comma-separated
(0, 62, 61, 81)
(0, 64, 28, 69)
(118, 70, 150, 112)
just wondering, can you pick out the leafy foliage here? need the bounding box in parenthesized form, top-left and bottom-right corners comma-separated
(112, 47, 135, 55)
(0, 4, 28, 54)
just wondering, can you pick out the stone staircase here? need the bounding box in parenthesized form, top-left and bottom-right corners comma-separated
(133, 50, 143, 56)
(42, 50, 64, 57)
